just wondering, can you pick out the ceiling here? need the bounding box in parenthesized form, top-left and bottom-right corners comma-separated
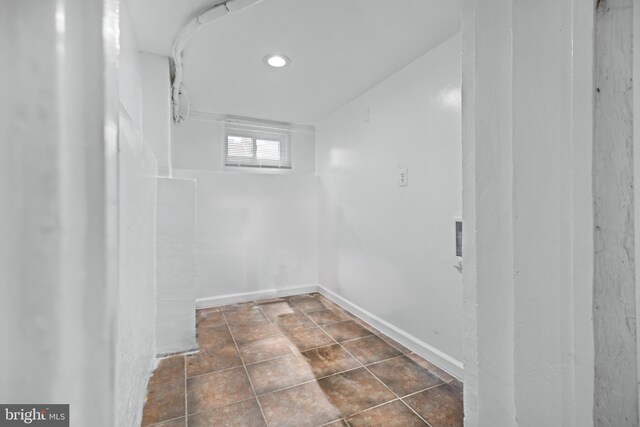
(128, 0, 461, 125)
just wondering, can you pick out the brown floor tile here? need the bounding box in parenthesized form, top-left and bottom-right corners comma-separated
(186, 343, 242, 377)
(259, 300, 296, 321)
(290, 297, 330, 313)
(287, 293, 318, 302)
(323, 320, 373, 342)
(306, 308, 352, 325)
(322, 420, 348, 426)
(407, 353, 456, 383)
(223, 307, 269, 326)
(197, 325, 235, 349)
(256, 297, 287, 304)
(196, 308, 226, 328)
(148, 355, 185, 387)
(353, 319, 380, 334)
(368, 356, 443, 396)
(450, 378, 463, 392)
(302, 344, 361, 378)
(271, 311, 316, 331)
(403, 384, 463, 427)
(342, 335, 402, 365)
(285, 326, 336, 352)
(258, 381, 342, 427)
(247, 353, 316, 395)
(317, 367, 396, 417)
(142, 380, 185, 426)
(316, 294, 343, 310)
(147, 417, 186, 427)
(379, 334, 412, 354)
(221, 302, 256, 313)
(229, 323, 282, 345)
(143, 295, 460, 427)
(347, 400, 427, 426)
(238, 334, 295, 364)
(186, 367, 254, 414)
(188, 398, 266, 427)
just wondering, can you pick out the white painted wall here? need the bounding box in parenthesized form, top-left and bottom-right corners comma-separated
(116, 3, 159, 426)
(141, 52, 172, 177)
(172, 118, 316, 174)
(594, 0, 637, 424)
(155, 178, 198, 354)
(460, 2, 479, 422)
(461, 0, 595, 425)
(0, 0, 120, 425)
(316, 34, 463, 365)
(172, 119, 319, 300)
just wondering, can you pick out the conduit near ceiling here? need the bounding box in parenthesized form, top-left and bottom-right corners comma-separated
(172, 0, 264, 123)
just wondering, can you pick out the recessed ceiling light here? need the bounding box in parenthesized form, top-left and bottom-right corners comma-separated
(264, 54, 290, 68)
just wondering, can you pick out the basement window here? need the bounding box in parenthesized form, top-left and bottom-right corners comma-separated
(224, 127, 291, 170)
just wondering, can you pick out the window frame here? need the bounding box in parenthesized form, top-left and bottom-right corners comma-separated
(223, 126, 292, 172)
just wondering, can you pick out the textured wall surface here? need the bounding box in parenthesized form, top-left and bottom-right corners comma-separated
(0, 0, 120, 425)
(156, 178, 198, 354)
(460, 1, 479, 423)
(117, 110, 158, 426)
(466, 2, 517, 422)
(462, 0, 596, 425)
(316, 34, 463, 364)
(594, 0, 638, 424)
(141, 52, 172, 177)
(115, 3, 159, 426)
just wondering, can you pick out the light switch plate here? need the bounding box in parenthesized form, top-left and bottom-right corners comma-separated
(398, 168, 408, 187)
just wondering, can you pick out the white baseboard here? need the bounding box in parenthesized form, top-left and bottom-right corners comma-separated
(195, 284, 463, 380)
(195, 285, 320, 308)
(316, 286, 464, 380)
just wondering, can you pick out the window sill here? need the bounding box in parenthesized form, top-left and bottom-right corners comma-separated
(223, 166, 293, 175)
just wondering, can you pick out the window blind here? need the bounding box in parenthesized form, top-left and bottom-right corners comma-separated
(225, 129, 291, 169)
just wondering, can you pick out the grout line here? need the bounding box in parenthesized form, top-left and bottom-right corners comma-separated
(147, 413, 187, 427)
(185, 361, 244, 380)
(335, 332, 376, 345)
(361, 353, 408, 367)
(317, 419, 348, 427)
(185, 396, 257, 420)
(346, 397, 401, 418)
(184, 354, 188, 427)
(203, 294, 442, 427)
(243, 351, 296, 367)
(302, 298, 435, 427)
(301, 306, 407, 423)
(399, 382, 447, 400)
(398, 399, 434, 427)
(250, 362, 369, 399)
(221, 309, 271, 427)
(376, 333, 412, 354)
(363, 353, 408, 368)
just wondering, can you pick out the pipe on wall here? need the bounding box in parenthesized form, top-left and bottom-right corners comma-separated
(171, 0, 263, 123)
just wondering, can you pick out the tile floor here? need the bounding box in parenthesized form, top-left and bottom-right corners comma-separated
(141, 293, 463, 427)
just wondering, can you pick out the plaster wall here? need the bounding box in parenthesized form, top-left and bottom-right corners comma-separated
(460, 0, 479, 423)
(141, 52, 172, 177)
(172, 119, 319, 300)
(155, 178, 198, 354)
(594, 0, 638, 424)
(115, 3, 159, 426)
(316, 34, 463, 365)
(461, 0, 596, 425)
(0, 0, 120, 425)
